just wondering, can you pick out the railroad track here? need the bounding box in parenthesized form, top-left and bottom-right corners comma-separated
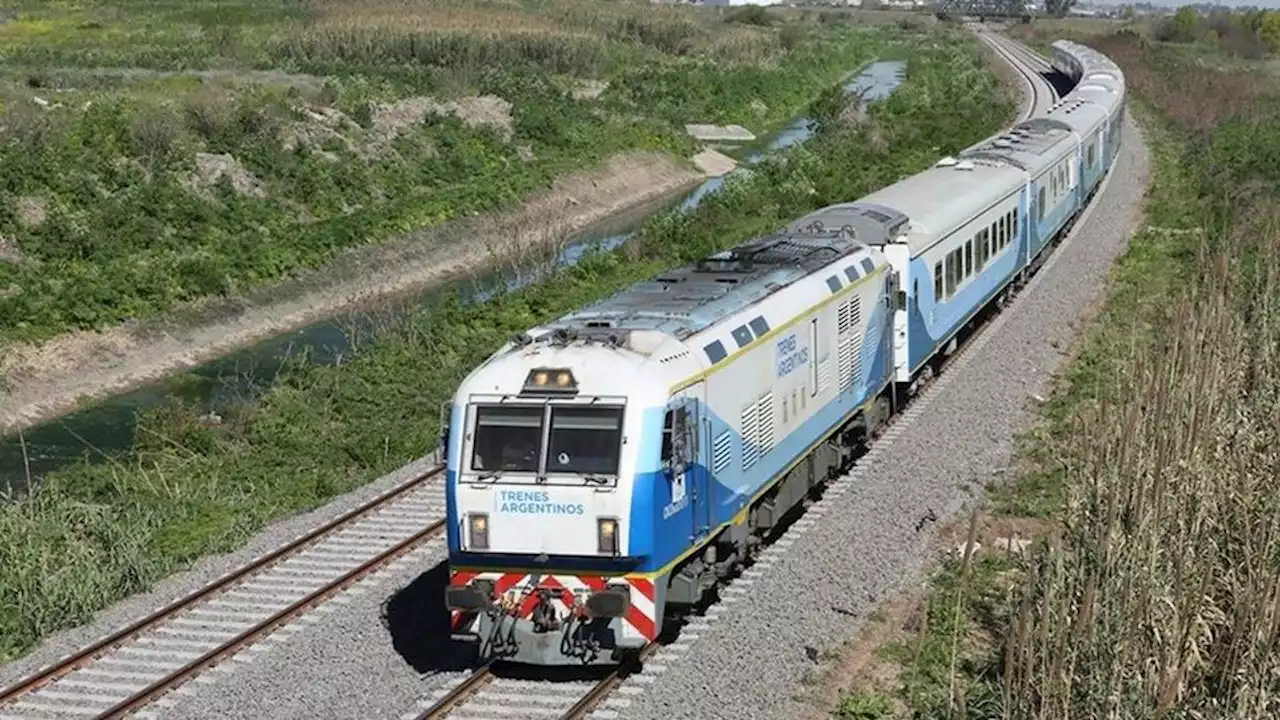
(396, 36, 1069, 720)
(410, 641, 657, 720)
(0, 463, 447, 720)
(977, 30, 1061, 118)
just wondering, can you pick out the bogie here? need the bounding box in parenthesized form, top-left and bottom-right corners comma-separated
(441, 38, 1125, 668)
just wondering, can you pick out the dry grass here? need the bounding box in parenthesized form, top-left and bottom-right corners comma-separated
(294, 0, 752, 59)
(1000, 200, 1280, 718)
(819, 30, 1280, 719)
(989, 31, 1280, 718)
(1090, 34, 1274, 132)
(304, 0, 581, 36)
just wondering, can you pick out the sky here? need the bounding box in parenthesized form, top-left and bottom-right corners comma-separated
(1087, 0, 1279, 6)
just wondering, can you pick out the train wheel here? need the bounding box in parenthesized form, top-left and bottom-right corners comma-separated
(868, 396, 892, 441)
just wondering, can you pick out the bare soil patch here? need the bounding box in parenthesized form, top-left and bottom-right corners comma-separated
(370, 94, 514, 150)
(692, 148, 738, 177)
(935, 513, 1055, 558)
(0, 235, 24, 265)
(13, 196, 46, 229)
(572, 79, 609, 100)
(795, 592, 920, 720)
(188, 152, 268, 198)
(0, 150, 710, 435)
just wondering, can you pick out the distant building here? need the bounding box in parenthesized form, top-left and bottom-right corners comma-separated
(698, 0, 782, 5)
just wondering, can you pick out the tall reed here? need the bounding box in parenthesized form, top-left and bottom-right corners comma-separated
(1000, 199, 1280, 718)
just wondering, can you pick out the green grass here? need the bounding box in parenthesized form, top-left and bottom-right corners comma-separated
(837, 690, 895, 719)
(0, 27, 1015, 664)
(849, 32, 1280, 719)
(0, 0, 904, 344)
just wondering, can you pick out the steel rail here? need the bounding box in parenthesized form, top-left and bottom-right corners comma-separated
(414, 666, 496, 720)
(99, 518, 446, 718)
(980, 31, 1052, 118)
(0, 463, 445, 712)
(415, 36, 1084, 720)
(559, 643, 660, 720)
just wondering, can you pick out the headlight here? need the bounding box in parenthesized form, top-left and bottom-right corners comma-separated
(598, 518, 619, 555)
(468, 513, 489, 550)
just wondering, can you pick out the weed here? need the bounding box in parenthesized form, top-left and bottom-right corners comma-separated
(0, 0, 889, 345)
(862, 26, 1280, 720)
(0, 29, 1013, 664)
(837, 690, 894, 719)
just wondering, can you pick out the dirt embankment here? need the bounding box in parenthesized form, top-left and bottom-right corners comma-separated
(0, 150, 717, 436)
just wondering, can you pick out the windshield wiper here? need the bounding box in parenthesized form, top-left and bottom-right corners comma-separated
(581, 474, 613, 486)
(474, 471, 503, 482)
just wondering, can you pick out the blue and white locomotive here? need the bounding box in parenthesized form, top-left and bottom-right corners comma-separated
(441, 39, 1126, 666)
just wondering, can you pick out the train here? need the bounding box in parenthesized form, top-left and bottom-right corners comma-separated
(439, 38, 1126, 666)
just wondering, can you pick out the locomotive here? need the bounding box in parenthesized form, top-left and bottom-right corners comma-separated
(440, 39, 1126, 666)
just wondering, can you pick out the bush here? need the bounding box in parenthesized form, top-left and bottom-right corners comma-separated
(726, 6, 775, 27)
(883, 28, 1280, 720)
(0, 6, 895, 345)
(0, 29, 1014, 664)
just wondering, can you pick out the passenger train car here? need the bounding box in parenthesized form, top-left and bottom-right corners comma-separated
(441, 39, 1126, 666)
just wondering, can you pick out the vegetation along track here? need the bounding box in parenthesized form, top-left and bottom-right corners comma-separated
(403, 35, 1076, 720)
(0, 467, 447, 720)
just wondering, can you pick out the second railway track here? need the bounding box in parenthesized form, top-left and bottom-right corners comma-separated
(0, 465, 448, 720)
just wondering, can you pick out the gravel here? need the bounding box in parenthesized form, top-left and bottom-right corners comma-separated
(0, 454, 440, 691)
(614, 115, 1152, 720)
(0, 41, 1151, 720)
(155, 538, 471, 720)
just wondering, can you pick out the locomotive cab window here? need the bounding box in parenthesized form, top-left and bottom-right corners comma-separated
(547, 406, 624, 475)
(661, 406, 689, 467)
(471, 405, 545, 473)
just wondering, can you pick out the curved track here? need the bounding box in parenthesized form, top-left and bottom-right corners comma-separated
(0, 34, 1078, 720)
(976, 29, 1061, 118)
(399, 35, 1066, 720)
(0, 466, 447, 720)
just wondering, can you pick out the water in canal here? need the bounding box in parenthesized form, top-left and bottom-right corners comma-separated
(0, 61, 906, 492)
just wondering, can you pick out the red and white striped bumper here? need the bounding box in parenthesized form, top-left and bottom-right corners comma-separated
(448, 570, 657, 643)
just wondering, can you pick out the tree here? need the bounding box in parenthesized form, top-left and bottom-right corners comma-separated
(1261, 10, 1280, 54)
(1045, 0, 1076, 18)
(1157, 5, 1201, 43)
